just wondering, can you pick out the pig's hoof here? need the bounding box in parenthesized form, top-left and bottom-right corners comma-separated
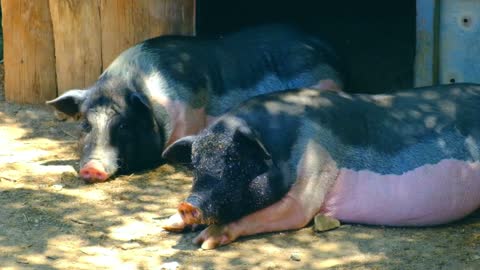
(162, 213, 188, 232)
(313, 215, 340, 232)
(193, 224, 237, 250)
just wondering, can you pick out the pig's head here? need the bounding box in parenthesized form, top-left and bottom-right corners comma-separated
(47, 86, 165, 182)
(163, 121, 281, 225)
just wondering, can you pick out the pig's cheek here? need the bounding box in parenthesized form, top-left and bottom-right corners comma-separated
(193, 223, 239, 250)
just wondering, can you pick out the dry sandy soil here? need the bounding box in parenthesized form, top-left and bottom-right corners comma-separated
(0, 66, 479, 269)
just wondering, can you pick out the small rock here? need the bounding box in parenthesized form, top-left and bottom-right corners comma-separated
(313, 215, 341, 232)
(290, 253, 301, 261)
(160, 261, 180, 270)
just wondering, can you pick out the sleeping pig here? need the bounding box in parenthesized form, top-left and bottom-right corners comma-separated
(46, 24, 344, 182)
(162, 83, 480, 249)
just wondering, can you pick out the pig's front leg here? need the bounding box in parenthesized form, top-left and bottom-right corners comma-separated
(193, 191, 312, 249)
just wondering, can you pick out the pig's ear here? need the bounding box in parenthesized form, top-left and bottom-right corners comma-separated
(129, 92, 151, 114)
(162, 136, 195, 165)
(234, 126, 271, 160)
(46, 89, 89, 117)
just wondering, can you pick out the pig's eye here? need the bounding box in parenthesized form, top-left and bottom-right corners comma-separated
(81, 121, 91, 132)
(118, 123, 127, 130)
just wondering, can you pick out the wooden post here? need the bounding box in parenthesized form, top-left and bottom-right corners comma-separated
(49, 0, 102, 94)
(415, 0, 440, 87)
(100, 0, 195, 68)
(1, 0, 57, 103)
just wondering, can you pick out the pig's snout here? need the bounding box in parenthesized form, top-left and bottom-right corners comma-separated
(79, 160, 110, 183)
(178, 201, 203, 225)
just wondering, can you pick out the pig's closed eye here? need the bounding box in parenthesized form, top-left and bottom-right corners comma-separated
(118, 123, 127, 130)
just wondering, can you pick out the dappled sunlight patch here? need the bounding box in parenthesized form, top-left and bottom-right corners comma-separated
(135, 201, 166, 212)
(370, 94, 394, 107)
(2, 162, 77, 180)
(45, 234, 89, 253)
(62, 188, 109, 202)
(0, 148, 50, 164)
(352, 232, 375, 240)
(109, 219, 164, 241)
(79, 246, 136, 270)
(422, 90, 440, 100)
(311, 254, 385, 269)
(314, 242, 341, 252)
(281, 89, 334, 108)
(0, 119, 78, 184)
(0, 121, 27, 140)
(13, 253, 53, 268)
(0, 243, 31, 254)
(424, 115, 438, 129)
(255, 243, 283, 253)
(45, 236, 137, 269)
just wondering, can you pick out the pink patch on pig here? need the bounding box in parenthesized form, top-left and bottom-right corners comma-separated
(320, 159, 480, 226)
(153, 96, 219, 147)
(309, 79, 342, 91)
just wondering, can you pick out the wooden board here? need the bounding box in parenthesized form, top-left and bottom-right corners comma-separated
(1, 0, 57, 103)
(49, 0, 102, 94)
(2, 0, 195, 103)
(100, 0, 195, 69)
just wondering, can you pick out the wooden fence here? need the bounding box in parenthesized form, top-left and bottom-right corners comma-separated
(1, 0, 195, 104)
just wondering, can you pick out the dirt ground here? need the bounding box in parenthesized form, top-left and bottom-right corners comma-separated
(0, 66, 479, 270)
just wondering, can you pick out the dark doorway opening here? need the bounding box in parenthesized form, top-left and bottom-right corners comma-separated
(197, 0, 416, 93)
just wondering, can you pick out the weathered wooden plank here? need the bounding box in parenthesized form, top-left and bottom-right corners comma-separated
(49, 0, 102, 94)
(1, 0, 57, 103)
(100, 0, 195, 69)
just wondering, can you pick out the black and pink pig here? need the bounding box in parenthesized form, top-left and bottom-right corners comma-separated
(163, 83, 480, 249)
(47, 25, 344, 182)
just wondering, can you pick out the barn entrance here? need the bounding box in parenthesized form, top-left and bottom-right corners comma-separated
(196, 0, 416, 93)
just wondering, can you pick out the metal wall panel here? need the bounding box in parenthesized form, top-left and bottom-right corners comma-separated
(439, 0, 480, 84)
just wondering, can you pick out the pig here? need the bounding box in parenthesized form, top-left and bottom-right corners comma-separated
(46, 24, 344, 182)
(162, 83, 480, 249)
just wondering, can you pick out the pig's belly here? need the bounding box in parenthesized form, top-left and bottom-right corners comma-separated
(320, 159, 480, 226)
